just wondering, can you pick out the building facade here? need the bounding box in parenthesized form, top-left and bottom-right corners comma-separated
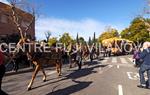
(0, 2, 35, 41)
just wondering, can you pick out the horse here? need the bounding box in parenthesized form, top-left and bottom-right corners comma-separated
(12, 38, 63, 90)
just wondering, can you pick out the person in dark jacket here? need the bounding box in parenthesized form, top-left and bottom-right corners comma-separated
(138, 42, 150, 89)
(0, 51, 8, 95)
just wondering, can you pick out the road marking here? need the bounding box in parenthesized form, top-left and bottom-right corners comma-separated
(101, 59, 108, 63)
(112, 57, 117, 63)
(99, 67, 102, 71)
(47, 71, 57, 75)
(99, 67, 103, 74)
(127, 72, 148, 80)
(127, 72, 139, 80)
(117, 65, 120, 69)
(127, 72, 134, 80)
(108, 65, 113, 68)
(118, 85, 123, 95)
(105, 57, 109, 60)
(99, 65, 113, 74)
(120, 58, 128, 64)
(128, 58, 133, 62)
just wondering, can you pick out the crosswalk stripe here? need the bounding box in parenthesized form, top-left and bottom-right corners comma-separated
(101, 57, 134, 64)
(47, 71, 57, 75)
(120, 58, 128, 64)
(128, 58, 133, 62)
(112, 57, 117, 63)
(105, 57, 109, 60)
(101, 59, 108, 63)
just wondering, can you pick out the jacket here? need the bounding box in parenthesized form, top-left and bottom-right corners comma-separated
(139, 48, 150, 65)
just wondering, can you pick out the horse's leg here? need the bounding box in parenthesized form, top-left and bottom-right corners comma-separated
(69, 57, 72, 68)
(41, 67, 46, 82)
(27, 61, 40, 90)
(56, 61, 59, 74)
(58, 60, 62, 76)
(55, 60, 61, 76)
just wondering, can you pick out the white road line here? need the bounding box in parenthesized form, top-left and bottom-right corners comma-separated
(108, 65, 113, 68)
(99, 67, 103, 74)
(126, 72, 139, 80)
(112, 57, 117, 63)
(128, 58, 133, 62)
(105, 57, 109, 60)
(47, 71, 57, 75)
(118, 85, 123, 95)
(117, 65, 120, 69)
(99, 65, 113, 74)
(99, 67, 102, 71)
(127, 72, 134, 80)
(101, 59, 108, 63)
(120, 58, 128, 64)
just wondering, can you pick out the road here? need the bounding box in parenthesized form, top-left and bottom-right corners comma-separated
(2, 55, 150, 95)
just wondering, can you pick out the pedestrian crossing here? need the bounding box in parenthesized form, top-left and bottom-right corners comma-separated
(120, 58, 128, 64)
(101, 57, 134, 64)
(111, 57, 117, 63)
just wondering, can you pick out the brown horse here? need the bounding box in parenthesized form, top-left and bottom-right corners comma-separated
(14, 39, 62, 90)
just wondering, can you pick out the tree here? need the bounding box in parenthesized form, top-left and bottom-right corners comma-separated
(120, 17, 150, 42)
(45, 31, 51, 42)
(92, 32, 97, 43)
(78, 37, 86, 44)
(88, 37, 92, 45)
(59, 33, 73, 46)
(76, 33, 79, 43)
(98, 27, 119, 42)
(7, 0, 38, 41)
(48, 37, 57, 46)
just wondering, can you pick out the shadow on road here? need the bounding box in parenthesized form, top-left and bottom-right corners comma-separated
(47, 80, 92, 95)
(31, 63, 107, 94)
(5, 67, 34, 76)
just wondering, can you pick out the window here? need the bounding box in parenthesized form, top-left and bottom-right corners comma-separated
(1, 14, 8, 23)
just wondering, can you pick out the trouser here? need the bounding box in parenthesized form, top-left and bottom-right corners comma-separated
(76, 56, 82, 69)
(139, 64, 150, 87)
(90, 53, 93, 62)
(0, 64, 7, 95)
(14, 59, 19, 72)
(135, 59, 142, 67)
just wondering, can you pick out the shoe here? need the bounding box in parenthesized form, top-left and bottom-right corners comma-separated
(137, 84, 146, 88)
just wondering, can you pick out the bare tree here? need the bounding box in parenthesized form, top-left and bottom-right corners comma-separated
(137, 0, 150, 36)
(45, 31, 51, 42)
(7, 0, 38, 42)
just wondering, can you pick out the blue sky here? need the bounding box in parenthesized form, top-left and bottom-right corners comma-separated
(35, 0, 145, 22)
(0, 0, 148, 40)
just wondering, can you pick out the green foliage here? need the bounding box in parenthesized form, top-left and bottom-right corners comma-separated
(59, 33, 73, 45)
(98, 28, 119, 42)
(92, 32, 97, 43)
(88, 37, 92, 45)
(120, 17, 150, 43)
(78, 37, 86, 44)
(48, 37, 57, 46)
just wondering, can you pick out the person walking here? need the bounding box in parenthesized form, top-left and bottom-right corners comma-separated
(133, 48, 141, 67)
(75, 43, 82, 70)
(0, 50, 8, 95)
(137, 42, 150, 89)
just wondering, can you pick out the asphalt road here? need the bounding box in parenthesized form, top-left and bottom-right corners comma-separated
(2, 55, 150, 95)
